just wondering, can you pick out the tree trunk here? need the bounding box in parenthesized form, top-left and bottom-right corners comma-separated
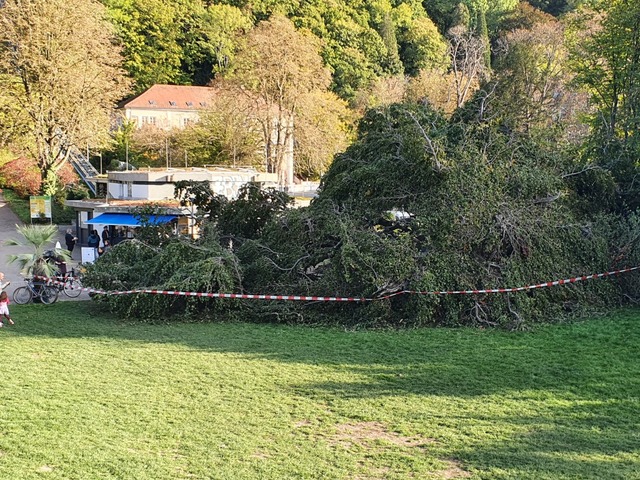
(41, 166, 59, 196)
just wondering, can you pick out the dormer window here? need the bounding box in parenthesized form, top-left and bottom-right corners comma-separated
(148, 100, 156, 105)
(186, 101, 193, 107)
(199, 102, 207, 107)
(169, 101, 177, 106)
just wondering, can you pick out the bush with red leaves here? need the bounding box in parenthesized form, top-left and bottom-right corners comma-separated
(0, 157, 79, 197)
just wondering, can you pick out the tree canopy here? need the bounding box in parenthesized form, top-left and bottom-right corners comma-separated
(4, 0, 640, 328)
(0, 0, 130, 195)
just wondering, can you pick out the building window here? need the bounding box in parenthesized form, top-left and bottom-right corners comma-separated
(183, 118, 194, 126)
(169, 101, 177, 106)
(142, 116, 157, 126)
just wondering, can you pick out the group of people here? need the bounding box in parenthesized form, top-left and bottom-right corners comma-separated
(0, 272, 14, 328)
(87, 227, 112, 258)
(66, 226, 113, 260)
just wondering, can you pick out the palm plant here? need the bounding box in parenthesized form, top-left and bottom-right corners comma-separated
(5, 224, 71, 277)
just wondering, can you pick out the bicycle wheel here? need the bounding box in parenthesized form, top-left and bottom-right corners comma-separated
(40, 286, 59, 305)
(13, 286, 33, 305)
(63, 277, 83, 298)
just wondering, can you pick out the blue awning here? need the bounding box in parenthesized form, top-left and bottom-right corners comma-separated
(86, 213, 177, 226)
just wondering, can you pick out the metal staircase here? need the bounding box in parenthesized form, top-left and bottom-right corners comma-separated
(67, 147, 99, 194)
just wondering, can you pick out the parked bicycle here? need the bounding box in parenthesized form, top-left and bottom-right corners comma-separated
(13, 278, 59, 305)
(53, 268, 84, 298)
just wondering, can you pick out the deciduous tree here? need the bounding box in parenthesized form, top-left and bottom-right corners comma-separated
(293, 90, 353, 179)
(0, 0, 130, 195)
(229, 14, 331, 186)
(566, 1, 640, 211)
(178, 85, 264, 168)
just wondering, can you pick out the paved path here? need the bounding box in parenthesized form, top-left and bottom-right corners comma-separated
(0, 192, 90, 302)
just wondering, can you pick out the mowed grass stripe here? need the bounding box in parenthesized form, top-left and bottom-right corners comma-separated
(0, 302, 638, 479)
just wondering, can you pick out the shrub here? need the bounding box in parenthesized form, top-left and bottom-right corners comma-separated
(82, 235, 243, 320)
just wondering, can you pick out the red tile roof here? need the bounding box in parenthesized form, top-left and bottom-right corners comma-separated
(121, 85, 217, 110)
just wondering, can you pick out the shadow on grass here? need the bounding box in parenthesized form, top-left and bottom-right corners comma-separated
(453, 402, 640, 479)
(7, 301, 640, 478)
(7, 302, 640, 398)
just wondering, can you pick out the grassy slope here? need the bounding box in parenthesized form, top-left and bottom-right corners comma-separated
(2, 189, 75, 224)
(0, 302, 638, 479)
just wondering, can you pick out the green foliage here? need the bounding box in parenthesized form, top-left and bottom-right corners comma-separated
(424, 0, 519, 32)
(174, 179, 229, 226)
(84, 183, 290, 318)
(527, 0, 593, 16)
(396, 16, 449, 76)
(317, 102, 449, 213)
(83, 235, 241, 319)
(378, 13, 403, 74)
(476, 8, 491, 70)
(130, 204, 180, 246)
(103, 0, 190, 89)
(217, 184, 293, 239)
(5, 224, 70, 277)
(64, 0, 640, 328)
(566, 1, 640, 213)
(239, 101, 640, 327)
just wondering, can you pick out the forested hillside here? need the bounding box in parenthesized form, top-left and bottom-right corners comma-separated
(100, 0, 585, 98)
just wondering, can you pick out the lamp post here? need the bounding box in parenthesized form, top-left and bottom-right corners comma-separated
(188, 194, 196, 238)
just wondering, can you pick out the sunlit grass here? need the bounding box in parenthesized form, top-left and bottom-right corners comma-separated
(0, 302, 638, 479)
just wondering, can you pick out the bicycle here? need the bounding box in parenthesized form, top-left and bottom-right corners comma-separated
(54, 268, 84, 298)
(13, 278, 59, 305)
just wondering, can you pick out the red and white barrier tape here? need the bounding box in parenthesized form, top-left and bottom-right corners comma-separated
(380, 265, 640, 299)
(33, 265, 640, 303)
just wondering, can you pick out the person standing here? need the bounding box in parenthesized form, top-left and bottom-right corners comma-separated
(0, 291, 14, 327)
(65, 229, 78, 253)
(87, 229, 101, 260)
(101, 226, 110, 246)
(100, 239, 111, 255)
(0, 272, 10, 293)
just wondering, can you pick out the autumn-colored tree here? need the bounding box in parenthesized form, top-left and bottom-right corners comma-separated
(446, 25, 487, 108)
(177, 84, 264, 168)
(0, 156, 42, 197)
(0, 0, 130, 195)
(406, 69, 459, 116)
(492, 17, 573, 134)
(129, 126, 179, 169)
(229, 14, 331, 186)
(0, 81, 29, 148)
(293, 90, 353, 179)
(352, 75, 407, 113)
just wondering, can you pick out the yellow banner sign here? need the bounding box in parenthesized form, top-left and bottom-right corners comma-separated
(29, 196, 52, 219)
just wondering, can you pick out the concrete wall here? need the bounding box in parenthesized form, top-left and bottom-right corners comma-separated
(106, 168, 269, 201)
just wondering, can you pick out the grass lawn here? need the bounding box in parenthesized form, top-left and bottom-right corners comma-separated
(2, 189, 76, 224)
(0, 302, 638, 479)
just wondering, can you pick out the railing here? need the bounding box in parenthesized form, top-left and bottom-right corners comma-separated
(67, 147, 99, 194)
